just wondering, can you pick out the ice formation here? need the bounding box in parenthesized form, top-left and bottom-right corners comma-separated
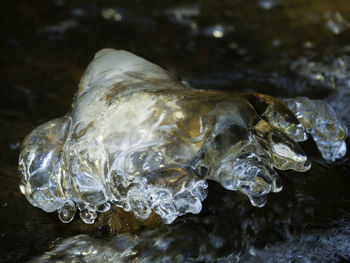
(290, 55, 350, 130)
(18, 49, 348, 224)
(283, 97, 348, 161)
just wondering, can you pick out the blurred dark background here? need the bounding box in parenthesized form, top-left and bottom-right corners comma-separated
(1, 0, 350, 262)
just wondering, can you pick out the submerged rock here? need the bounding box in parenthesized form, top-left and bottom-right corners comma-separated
(18, 49, 347, 225)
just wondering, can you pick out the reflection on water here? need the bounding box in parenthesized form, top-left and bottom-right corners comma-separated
(2, 0, 350, 262)
(30, 218, 350, 263)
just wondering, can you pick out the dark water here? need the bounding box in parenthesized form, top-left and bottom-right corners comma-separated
(1, 0, 350, 262)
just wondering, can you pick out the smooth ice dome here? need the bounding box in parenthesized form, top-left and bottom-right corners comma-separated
(18, 49, 348, 224)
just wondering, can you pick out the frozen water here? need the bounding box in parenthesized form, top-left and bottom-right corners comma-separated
(58, 200, 76, 223)
(290, 55, 350, 129)
(18, 49, 347, 225)
(283, 97, 348, 162)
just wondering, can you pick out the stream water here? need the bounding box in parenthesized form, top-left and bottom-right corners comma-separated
(1, 0, 350, 262)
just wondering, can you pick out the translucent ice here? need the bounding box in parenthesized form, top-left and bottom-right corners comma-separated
(283, 97, 348, 162)
(290, 54, 350, 130)
(18, 49, 348, 224)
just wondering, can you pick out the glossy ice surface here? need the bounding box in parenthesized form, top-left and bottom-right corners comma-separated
(18, 49, 348, 225)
